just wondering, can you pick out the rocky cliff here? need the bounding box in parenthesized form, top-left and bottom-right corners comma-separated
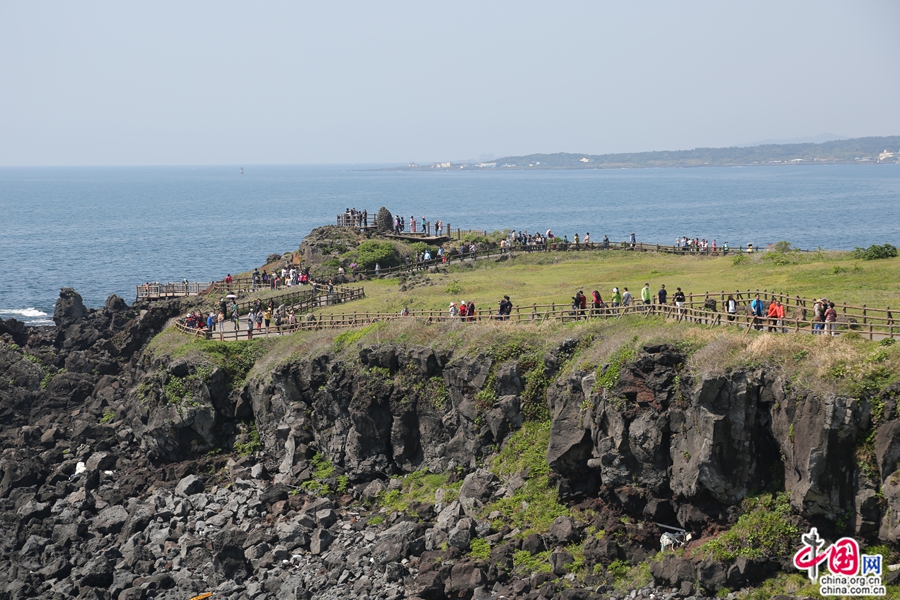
(1, 289, 898, 600)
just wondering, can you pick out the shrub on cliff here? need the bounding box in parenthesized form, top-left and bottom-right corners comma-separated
(851, 243, 897, 260)
(355, 240, 399, 270)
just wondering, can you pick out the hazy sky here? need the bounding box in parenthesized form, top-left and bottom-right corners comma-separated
(2, 1, 898, 166)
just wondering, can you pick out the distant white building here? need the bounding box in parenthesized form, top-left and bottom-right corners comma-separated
(431, 162, 452, 168)
(580, 157, 589, 163)
(408, 162, 419, 168)
(476, 162, 496, 168)
(879, 150, 896, 161)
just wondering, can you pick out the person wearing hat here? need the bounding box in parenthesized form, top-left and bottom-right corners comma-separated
(458, 301, 467, 319)
(449, 302, 458, 318)
(611, 287, 622, 308)
(813, 299, 825, 333)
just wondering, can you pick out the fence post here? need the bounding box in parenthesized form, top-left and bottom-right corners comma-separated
(863, 305, 867, 324)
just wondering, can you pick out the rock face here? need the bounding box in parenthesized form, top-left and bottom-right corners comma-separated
(0, 289, 893, 600)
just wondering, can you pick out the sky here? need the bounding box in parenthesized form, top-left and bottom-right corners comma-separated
(1, 1, 899, 166)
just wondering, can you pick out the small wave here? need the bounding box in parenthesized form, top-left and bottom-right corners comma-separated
(0, 308, 50, 318)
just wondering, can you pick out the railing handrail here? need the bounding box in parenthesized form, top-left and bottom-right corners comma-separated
(173, 294, 900, 343)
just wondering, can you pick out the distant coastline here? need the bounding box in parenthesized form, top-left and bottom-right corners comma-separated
(397, 135, 900, 171)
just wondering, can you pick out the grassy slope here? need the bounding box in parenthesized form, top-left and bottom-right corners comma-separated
(309, 250, 900, 317)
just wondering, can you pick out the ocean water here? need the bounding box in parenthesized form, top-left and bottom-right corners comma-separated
(1, 164, 898, 325)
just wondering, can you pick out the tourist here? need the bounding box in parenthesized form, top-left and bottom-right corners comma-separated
(602, 235, 610, 249)
(641, 283, 652, 306)
(611, 287, 622, 308)
(726, 294, 737, 321)
(584, 232, 591, 246)
(674, 288, 686, 308)
(767, 299, 785, 332)
(499, 295, 512, 320)
(246, 313, 254, 339)
(813, 299, 825, 333)
(591, 290, 604, 315)
(217, 311, 225, 340)
(573, 233, 580, 247)
(467, 300, 476, 321)
(274, 309, 283, 334)
(458, 300, 467, 320)
(630, 233, 636, 248)
(263, 308, 271, 336)
(622, 287, 632, 307)
(449, 302, 458, 318)
(750, 294, 765, 330)
(375, 263, 380, 277)
(400, 305, 410, 316)
(825, 302, 838, 336)
(288, 309, 296, 327)
(657, 284, 667, 305)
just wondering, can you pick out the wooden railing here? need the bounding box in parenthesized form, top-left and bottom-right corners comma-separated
(191, 240, 807, 295)
(173, 292, 899, 342)
(136, 282, 214, 301)
(175, 286, 366, 339)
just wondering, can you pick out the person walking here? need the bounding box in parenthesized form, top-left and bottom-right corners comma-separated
(641, 283, 652, 306)
(657, 284, 667, 305)
(611, 287, 622, 308)
(246, 312, 254, 339)
(750, 294, 765, 330)
(726, 294, 737, 322)
(673, 288, 686, 318)
(622, 288, 632, 307)
(591, 290, 604, 315)
(217, 310, 225, 341)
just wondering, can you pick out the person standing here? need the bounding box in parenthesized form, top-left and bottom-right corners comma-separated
(499, 295, 512, 320)
(217, 311, 225, 341)
(825, 302, 838, 336)
(641, 283, 652, 306)
(726, 294, 737, 321)
(246, 312, 254, 339)
(629, 233, 636, 248)
(449, 302, 459, 318)
(611, 287, 622, 308)
(657, 284, 667, 305)
(622, 287, 632, 307)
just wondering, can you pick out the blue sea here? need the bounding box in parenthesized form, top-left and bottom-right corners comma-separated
(1, 164, 898, 325)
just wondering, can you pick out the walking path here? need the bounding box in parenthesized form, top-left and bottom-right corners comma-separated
(174, 288, 900, 343)
(137, 241, 778, 301)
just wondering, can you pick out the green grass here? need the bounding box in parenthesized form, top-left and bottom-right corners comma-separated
(376, 469, 461, 514)
(695, 493, 799, 562)
(483, 421, 570, 533)
(310, 248, 900, 318)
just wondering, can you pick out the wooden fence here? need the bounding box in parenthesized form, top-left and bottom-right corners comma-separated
(187, 240, 802, 297)
(174, 291, 899, 342)
(136, 282, 214, 301)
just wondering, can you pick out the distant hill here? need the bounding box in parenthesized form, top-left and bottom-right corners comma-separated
(465, 136, 900, 170)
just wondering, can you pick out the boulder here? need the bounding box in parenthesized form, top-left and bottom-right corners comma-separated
(175, 474, 204, 496)
(54, 287, 88, 327)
